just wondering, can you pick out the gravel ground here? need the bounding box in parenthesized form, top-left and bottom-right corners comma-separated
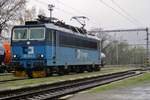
(68, 82, 150, 100)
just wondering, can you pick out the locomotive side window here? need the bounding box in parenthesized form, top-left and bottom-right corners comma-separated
(29, 28, 45, 40)
(59, 33, 98, 49)
(13, 28, 28, 40)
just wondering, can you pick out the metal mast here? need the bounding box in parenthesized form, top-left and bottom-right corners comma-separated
(48, 4, 54, 22)
(146, 28, 149, 66)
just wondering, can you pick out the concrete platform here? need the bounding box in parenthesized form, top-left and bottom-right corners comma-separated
(68, 82, 150, 100)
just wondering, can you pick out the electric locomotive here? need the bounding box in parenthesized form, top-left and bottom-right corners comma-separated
(11, 15, 101, 78)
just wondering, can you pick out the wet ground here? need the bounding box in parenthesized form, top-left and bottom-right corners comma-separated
(68, 82, 150, 100)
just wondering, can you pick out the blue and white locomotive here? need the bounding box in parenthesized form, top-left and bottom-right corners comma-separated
(11, 16, 101, 78)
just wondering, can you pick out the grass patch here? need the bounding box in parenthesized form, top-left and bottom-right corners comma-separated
(0, 66, 139, 90)
(90, 72, 150, 93)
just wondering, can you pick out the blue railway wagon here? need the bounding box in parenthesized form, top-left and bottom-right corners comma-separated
(11, 19, 101, 78)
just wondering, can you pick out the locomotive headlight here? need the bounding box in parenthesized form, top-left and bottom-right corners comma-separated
(37, 54, 44, 59)
(13, 55, 17, 58)
(40, 54, 44, 58)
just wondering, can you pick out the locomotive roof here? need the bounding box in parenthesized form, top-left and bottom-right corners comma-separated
(13, 23, 99, 42)
(13, 15, 99, 41)
(45, 23, 99, 41)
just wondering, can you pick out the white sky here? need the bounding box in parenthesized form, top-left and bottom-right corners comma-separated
(27, 0, 150, 30)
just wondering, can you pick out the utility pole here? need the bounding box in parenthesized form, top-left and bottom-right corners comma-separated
(146, 28, 149, 67)
(48, 4, 54, 22)
(116, 42, 119, 65)
(114, 33, 119, 65)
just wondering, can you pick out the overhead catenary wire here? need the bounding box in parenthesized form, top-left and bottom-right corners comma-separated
(110, 0, 144, 27)
(98, 0, 140, 27)
(51, 0, 103, 27)
(36, 0, 95, 28)
(33, 0, 144, 29)
(35, 0, 101, 28)
(56, 0, 87, 16)
(36, 0, 77, 15)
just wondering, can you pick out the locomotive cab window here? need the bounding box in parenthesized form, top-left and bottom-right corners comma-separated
(13, 28, 28, 40)
(29, 28, 45, 40)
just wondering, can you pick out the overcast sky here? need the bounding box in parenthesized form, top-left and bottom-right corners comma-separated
(27, 0, 150, 30)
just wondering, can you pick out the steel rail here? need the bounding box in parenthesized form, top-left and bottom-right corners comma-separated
(0, 77, 28, 84)
(0, 73, 12, 76)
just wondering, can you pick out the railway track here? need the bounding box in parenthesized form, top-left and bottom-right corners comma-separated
(0, 73, 28, 83)
(0, 73, 12, 76)
(0, 68, 142, 84)
(0, 69, 143, 100)
(0, 77, 28, 83)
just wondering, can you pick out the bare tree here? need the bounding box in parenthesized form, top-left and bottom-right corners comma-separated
(25, 7, 36, 21)
(90, 28, 111, 52)
(17, 7, 37, 24)
(0, 0, 26, 35)
(38, 8, 46, 16)
(98, 32, 111, 51)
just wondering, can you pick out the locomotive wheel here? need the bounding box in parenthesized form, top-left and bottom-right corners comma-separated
(15, 67, 27, 77)
(0, 66, 5, 73)
(32, 70, 47, 78)
(31, 67, 47, 78)
(79, 66, 84, 73)
(15, 71, 27, 77)
(87, 65, 93, 72)
(75, 66, 84, 73)
(46, 68, 53, 76)
(58, 66, 65, 76)
(64, 68, 69, 75)
(75, 66, 80, 73)
(28, 71, 33, 78)
(94, 65, 101, 71)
